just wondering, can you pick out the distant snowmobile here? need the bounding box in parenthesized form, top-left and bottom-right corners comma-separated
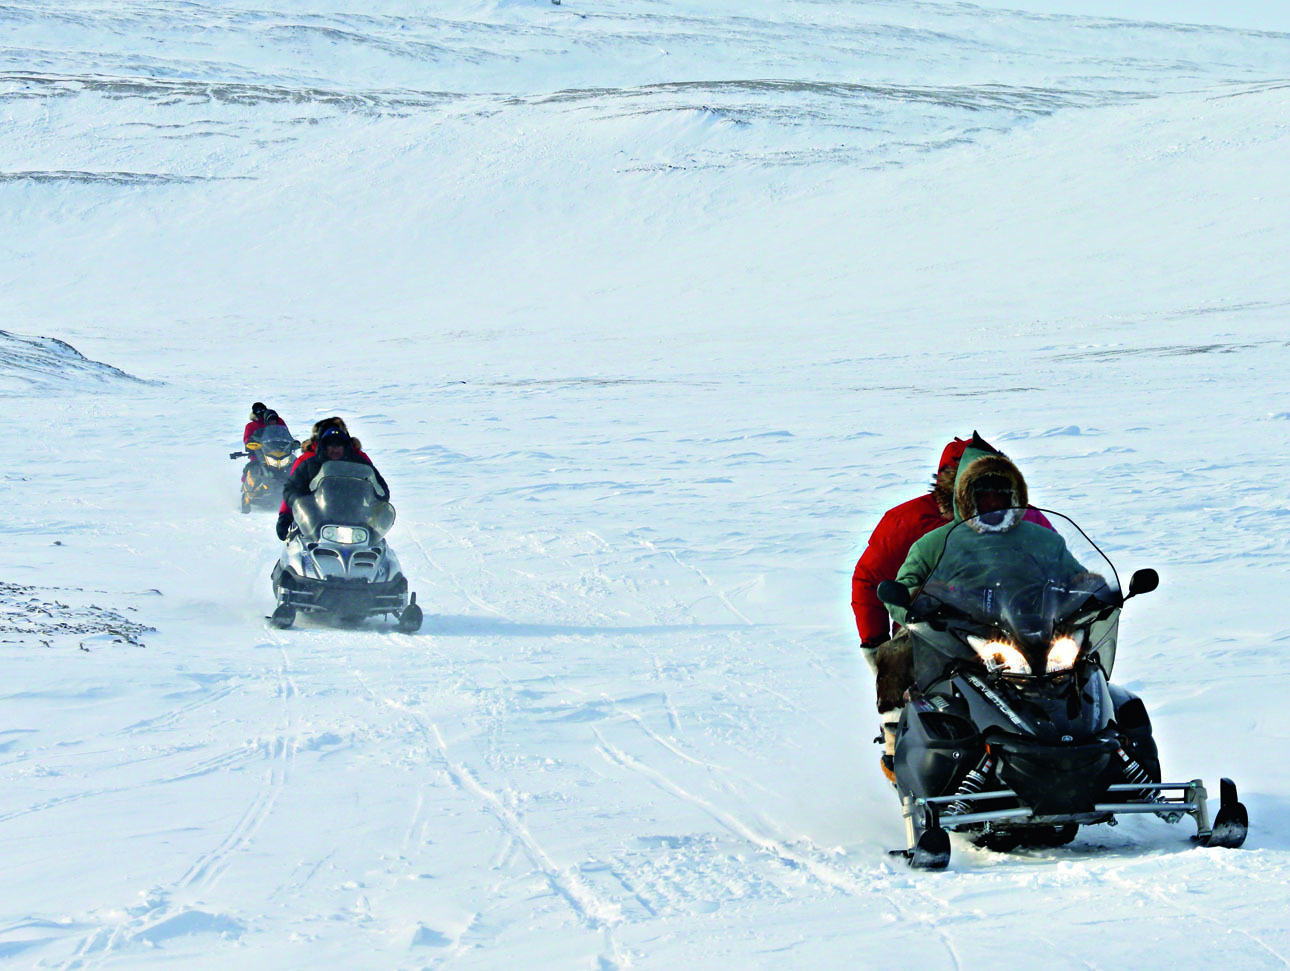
(231, 424, 299, 513)
(876, 510, 1247, 869)
(269, 461, 422, 632)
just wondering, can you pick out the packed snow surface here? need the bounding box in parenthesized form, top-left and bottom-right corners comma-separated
(2, 0, 1290, 967)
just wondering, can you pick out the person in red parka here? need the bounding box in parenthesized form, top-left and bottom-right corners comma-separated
(243, 402, 291, 454)
(275, 418, 386, 540)
(851, 432, 1050, 670)
(851, 432, 1050, 783)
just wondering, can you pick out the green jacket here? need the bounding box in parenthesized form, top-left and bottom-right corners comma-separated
(886, 445, 1081, 626)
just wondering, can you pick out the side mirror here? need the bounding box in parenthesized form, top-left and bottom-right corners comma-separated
(1127, 569, 1159, 598)
(246, 441, 262, 450)
(876, 580, 910, 610)
(292, 440, 302, 449)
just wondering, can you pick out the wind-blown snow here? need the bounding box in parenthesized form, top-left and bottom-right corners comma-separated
(2, 1, 1289, 967)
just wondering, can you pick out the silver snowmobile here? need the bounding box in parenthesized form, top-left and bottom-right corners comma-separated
(269, 461, 422, 632)
(877, 510, 1247, 869)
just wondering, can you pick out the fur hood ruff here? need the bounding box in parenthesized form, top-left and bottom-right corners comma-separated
(953, 450, 1028, 534)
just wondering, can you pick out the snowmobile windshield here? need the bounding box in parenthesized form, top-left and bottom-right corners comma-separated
(907, 510, 1122, 676)
(258, 425, 296, 457)
(291, 461, 395, 544)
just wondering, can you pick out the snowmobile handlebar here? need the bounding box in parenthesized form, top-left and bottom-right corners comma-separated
(876, 580, 910, 610)
(229, 451, 248, 459)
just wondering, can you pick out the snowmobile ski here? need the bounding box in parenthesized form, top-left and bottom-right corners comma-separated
(1195, 777, 1249, 849)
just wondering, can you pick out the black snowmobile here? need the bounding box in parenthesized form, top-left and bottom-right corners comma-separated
(876, 510, 1247, 869)
(231, 425, 299, 513)
(269, 461, 422, 633)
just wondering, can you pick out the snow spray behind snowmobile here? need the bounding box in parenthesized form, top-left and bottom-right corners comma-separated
(231, 425, 299, 513)
(876, 510, 1247, 870)
(269, 461, 422, 632)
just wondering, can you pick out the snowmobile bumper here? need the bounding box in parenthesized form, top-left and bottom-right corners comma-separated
(898, 777, 1247, 867)
(273, 566, 408, 619)
(911, 780, 1200, 829)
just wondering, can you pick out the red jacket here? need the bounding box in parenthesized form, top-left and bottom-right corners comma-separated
(244, 417, 289, 445)
(278, 445, 375, 514)
(851, 493, 947, 644)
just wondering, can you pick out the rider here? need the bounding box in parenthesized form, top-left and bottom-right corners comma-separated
(854, 434, 1050, 782)
(852, 433, 1049, 672)
(276, 423, 388, 540)
(875, 442, 1086, 765)
(244, 403, 291, 457)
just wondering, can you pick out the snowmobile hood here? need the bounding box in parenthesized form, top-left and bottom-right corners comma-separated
(952, 444, 1028, 533)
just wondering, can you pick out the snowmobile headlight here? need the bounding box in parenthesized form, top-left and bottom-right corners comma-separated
(266, 454, 291, 468)
(1046, 636, 1082, 674)
(967, 634, 1031, 676)
(320, 525, 369, 545)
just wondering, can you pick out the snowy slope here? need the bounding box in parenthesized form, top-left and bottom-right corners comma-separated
(2, 1, 1290, 967)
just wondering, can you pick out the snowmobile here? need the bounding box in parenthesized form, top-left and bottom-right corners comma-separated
(269, 460, 423, 633)
(231, 425, 299, 513)
(876, 510, 1247, 870)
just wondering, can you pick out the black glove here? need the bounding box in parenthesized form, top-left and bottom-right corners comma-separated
(275, 511, 292, 541)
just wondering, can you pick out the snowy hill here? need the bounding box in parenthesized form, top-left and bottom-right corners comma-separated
(2, 1, 1289, 967)
(0, 330, 152, 394)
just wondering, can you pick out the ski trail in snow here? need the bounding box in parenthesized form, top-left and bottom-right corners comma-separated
(595, 729, 868, 892)
(56, 642, 298, 969)
(605, 695, 781, 803)
(1104, 865, 1290, 965)
(594, 729, 971, 968)
(630, 536, 753, 626)
(177, 644, 296, 891)
(613, 701, 704, 766)
(426, 719, 625, 929)
(352, 676, 632, 968)
(117, 680, 241, 735)
(415, 521, 510, 618)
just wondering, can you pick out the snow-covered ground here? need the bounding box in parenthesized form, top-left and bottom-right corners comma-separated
(2, 0, 1290, 966)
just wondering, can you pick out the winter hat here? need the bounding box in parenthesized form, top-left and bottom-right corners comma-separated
(939, 431, 1000, 471)
(251, 401, 267, 420)
(938, 438, 969, 471)
(318, 425, 351, 450)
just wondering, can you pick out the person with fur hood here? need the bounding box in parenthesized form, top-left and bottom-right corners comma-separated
(872, 438, 1083, 781)
(853, 433, 1051, 783)
(275, 419, 387, 540)
(850, 433, 1049, 673)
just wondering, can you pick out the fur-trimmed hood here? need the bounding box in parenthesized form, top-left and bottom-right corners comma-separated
(953, 445, 1028, 533)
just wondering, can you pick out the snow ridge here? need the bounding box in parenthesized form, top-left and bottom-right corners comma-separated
(0, 331, 154, 394)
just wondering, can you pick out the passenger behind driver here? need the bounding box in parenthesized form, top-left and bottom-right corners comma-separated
(244, 402, 290, 456)
(878, 445, 1085, 718)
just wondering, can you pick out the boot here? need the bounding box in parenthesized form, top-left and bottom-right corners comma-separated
(878, 711, 900, 788)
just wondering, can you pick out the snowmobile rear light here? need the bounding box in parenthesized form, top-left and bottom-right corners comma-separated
(1046, 636, 1081, 674)
(966, 635, 1031, 676)
(321, 525, 369, 545)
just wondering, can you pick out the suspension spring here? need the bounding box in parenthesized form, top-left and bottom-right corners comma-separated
(1116, 746, 1162, 802)
(945, 755, 994, 816)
